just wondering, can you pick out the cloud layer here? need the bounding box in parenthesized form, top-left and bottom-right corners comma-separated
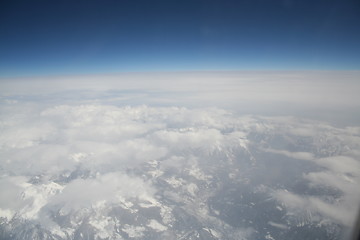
(0, 71, 360, 239)
(1, 71, 360, 125)
(0, 101, 359, 239)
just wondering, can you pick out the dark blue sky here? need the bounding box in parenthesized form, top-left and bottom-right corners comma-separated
(1, 0, 359, 77)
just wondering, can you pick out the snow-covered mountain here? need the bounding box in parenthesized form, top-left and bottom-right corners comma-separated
(1, 105, 359, 240)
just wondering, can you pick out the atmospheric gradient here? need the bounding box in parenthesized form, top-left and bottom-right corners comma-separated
(1, 1, 360, 240)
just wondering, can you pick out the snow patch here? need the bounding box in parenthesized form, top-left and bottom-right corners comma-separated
(203, 227, 221, 238)
(147, 219, 167, 232)
(89, 216, 114, 239)
(122, 224, 145, 238)
(165, 176, 184, 188)
(186, 183, 199, 196)
(268, 221, 288, 230)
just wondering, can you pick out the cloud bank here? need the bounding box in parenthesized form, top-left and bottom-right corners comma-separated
(0, 71, 359, 239)
(1, 71, 360, 125)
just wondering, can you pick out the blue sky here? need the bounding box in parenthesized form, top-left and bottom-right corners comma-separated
(1, 0, 359, 77)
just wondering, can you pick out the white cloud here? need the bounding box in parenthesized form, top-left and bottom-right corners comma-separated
(1, 71, 359, 106)
(47, 172, 154, 214)
(1, 71, 360, 124)
(0, 71, 360, 239)
(0, 104, 252, 233)
(269, 152, 360, 228)
(273, 189, 356, 227)
(315, 156, 360, 175)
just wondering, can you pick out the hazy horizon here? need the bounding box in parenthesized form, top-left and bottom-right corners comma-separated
(1, 1, 360, 239)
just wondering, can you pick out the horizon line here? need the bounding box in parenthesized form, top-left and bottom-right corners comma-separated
(2, 69, 360, 80)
